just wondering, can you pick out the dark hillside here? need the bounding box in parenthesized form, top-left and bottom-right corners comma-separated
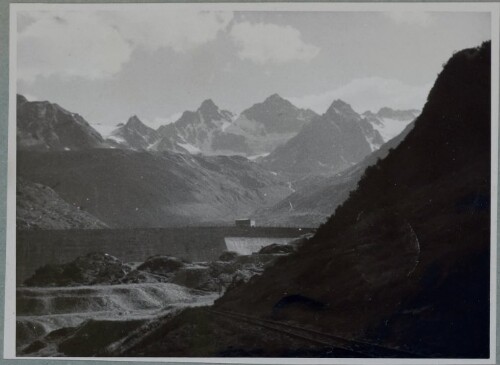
(17, 149, 291, 228)
(216, 42, 492, 357)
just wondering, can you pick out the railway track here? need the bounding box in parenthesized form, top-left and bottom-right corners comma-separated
(210, 309, 421, 358)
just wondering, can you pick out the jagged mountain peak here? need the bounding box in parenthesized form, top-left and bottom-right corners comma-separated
(325, 99, 359, 119)
(198, 99, 219, 113)
(234, 94, 317, 140)
(107, 115, 158, 150)
(17, 97, 106, 151)
(192, 99, 233, 123)
(256, 93, 294, 109)
(125, 115, 147, 128)
(263, 93, 287, 103)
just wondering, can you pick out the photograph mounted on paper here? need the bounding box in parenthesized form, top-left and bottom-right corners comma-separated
(6, 2, 499, 362)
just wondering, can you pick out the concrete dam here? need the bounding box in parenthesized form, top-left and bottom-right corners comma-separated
(16, 227, 312, 284)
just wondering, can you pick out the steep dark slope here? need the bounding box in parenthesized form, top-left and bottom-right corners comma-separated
(17, 149, 291, 228)
(257, 121, 415, 227)
(17, 178, 108, 230)
(17, 95, 107, 151)
(217, 42, 492, 357)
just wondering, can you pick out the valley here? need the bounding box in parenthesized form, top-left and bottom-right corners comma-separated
(13, 36, 492, 359)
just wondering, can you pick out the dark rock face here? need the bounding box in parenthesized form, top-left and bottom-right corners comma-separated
(262, 99, 383, 176)
(17, 95, 107, 151)
(24, 253, 130, 287)
(16, 178, 108, 230)
(217, 42, 492, 358)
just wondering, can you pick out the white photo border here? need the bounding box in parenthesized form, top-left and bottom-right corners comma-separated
(6, 2, 500, 363)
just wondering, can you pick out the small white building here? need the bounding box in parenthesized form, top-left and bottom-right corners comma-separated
(235, 218, 255, 228)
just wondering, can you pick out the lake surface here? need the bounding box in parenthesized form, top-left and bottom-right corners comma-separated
(17, 226, 312, 284)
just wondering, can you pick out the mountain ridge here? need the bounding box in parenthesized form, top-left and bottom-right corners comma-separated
(16, 95, 108, 151)
(216, 41, 492, 357)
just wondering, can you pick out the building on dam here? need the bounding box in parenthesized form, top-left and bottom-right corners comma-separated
(235, 219, 256, 228)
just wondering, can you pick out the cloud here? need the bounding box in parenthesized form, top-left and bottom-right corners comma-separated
(229, 21, 319, 64)
(17, 10, 233, 81)
(385, 11, 434, 27)
(106, 10, 233, 53)
(288, 77, 433, 114)
(18, 11, 132, 81)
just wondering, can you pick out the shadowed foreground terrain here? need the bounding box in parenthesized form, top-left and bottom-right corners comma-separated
(110, 42, 492, 358)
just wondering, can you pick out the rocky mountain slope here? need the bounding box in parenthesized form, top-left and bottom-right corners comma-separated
(224, 94, 318, 156)
(217, 42, 492, 357)
(155, 99, 246, 155)
(17, 95, 108, 151)
(115, 42, 492, 358)
(257, 121, 415, 227)
(107, 115, 160, 150)
(17, 178, 108, 230)
(154, 95, 318, 157)
(17, 149, 292, 228)
(262, 99, 384, 176)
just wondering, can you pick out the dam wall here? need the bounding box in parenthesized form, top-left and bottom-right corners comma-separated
(17, 227, 311, 284)
(225, 237, 294, 255)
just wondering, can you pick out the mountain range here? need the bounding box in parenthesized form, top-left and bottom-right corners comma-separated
(18, 93, 416, 160)
(16, 92, 418, 229)
(262, 99, 381, 175)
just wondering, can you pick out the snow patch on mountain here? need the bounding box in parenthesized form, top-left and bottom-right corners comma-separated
(177, 142, 201, 154)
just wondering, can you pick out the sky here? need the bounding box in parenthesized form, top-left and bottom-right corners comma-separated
(16, 8, 491, 129)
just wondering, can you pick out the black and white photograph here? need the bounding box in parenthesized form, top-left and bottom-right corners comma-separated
(5, 2, 499, 361)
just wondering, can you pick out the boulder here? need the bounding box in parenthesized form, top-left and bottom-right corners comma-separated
(136, 256, 185, 277)
(24, 252, 130, 287)
(218, 251, 240, 262)
(171, 265, 217, 291)
(258, 243, 295, 255)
